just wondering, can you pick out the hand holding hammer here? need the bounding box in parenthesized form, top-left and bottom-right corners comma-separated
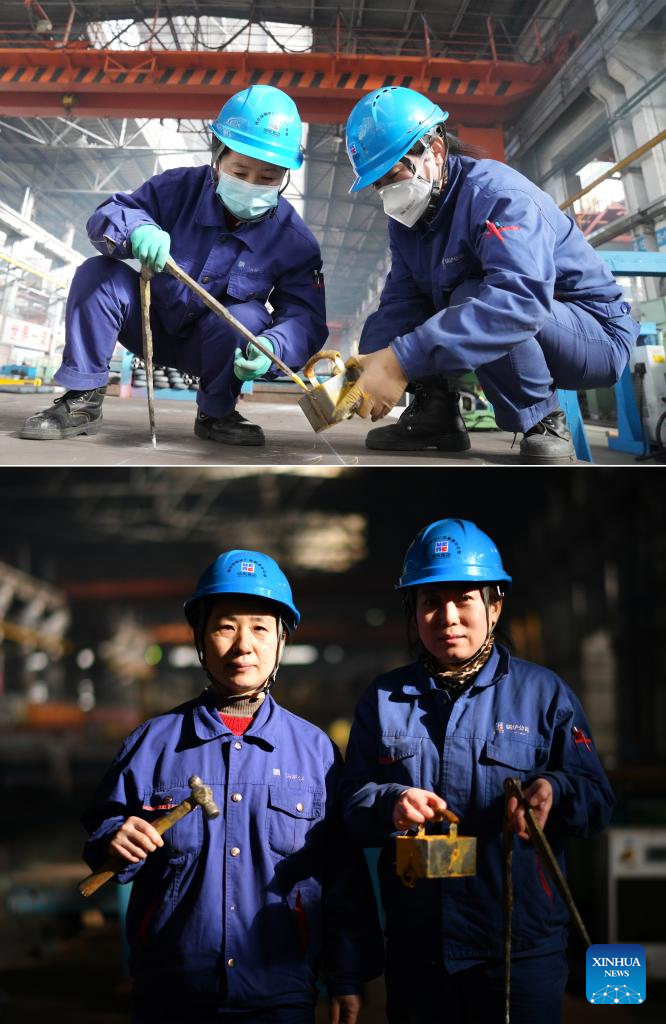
(79, 775, 220, 897)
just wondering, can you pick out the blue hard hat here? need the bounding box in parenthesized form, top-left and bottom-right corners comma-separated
(345, 86, 448, 192)
(184, 550, 300, 631)
(397, 519, 511, 590)
(209, 85, 303, 170)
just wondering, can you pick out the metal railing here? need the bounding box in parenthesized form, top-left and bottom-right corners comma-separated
(0, 12, 570, 66)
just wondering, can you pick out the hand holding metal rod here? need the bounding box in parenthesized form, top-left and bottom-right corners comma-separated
(502, 778, 592, 1024)
(163, 258, 309, 390)
(504, 778, 591, 946)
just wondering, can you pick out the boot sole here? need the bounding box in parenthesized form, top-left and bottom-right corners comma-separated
(194, 422, 265, 447)
(519, 453, 577, 465)
(18, 419, 102, 441)
(366, 434, 471, 452)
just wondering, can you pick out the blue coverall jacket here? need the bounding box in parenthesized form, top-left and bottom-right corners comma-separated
(87, 164, 327, 372)
(341, 644, 615, 971)
(55, 166, 328, 415)
(360, 154, 639, 431)
(82, 691, 383, 1009)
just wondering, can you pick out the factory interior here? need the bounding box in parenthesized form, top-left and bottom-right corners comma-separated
(0, 0, 664, 463)
(0, 466, 665, 1021)
(1, 1, 666, 1022)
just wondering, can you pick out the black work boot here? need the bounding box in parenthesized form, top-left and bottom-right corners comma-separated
(19, 387, 106, 440)
(519, 408, 576, 465)
(365, 379, 470, 452)
(194, 409, 265, 446)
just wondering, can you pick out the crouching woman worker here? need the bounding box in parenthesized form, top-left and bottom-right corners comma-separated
(341, 519, 615, 1023)
(21, 85, 327, 447)
(344, 87, 639, 464)
(82, 551, 383, 1024)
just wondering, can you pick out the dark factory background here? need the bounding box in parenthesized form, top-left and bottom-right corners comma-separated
(0, 466, 664, 1022)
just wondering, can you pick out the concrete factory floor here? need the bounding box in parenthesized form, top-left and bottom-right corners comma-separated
(0, 391, 638, 467)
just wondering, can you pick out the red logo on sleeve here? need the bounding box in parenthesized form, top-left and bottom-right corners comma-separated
(484, 220, 521, 243)
(572, 725, 592, 751)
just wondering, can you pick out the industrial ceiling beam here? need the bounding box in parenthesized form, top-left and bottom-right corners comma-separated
(0, 45, 560, 128)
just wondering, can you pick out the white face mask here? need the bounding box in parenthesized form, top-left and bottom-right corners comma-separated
(377, 148, 434, 228)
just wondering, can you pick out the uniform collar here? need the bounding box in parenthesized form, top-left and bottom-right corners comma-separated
(398, 643, 509, 699)
(192, 690, 279, 749)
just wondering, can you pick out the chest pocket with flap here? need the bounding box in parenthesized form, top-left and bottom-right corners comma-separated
(267, 785, 323, 856)
(481, 736, 550, 806)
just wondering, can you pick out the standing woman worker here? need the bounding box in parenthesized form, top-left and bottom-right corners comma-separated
(344, 87, 639, 463)
(341, 520, 615, 1022)
(82, 550, 382, 1023)
(21, 85, 327, 447)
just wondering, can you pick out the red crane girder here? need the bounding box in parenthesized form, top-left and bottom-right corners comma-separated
(0, 45, 556, 130)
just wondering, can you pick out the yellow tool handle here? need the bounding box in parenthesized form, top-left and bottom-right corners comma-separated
(164, 258, 309, 392)
(79, 856, 127, 898)
(78, 799, 196, 898)
(415, 808, 460, 836)
(301, 350, 346, 385)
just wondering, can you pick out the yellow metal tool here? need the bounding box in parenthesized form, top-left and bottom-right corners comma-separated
(298, 350, 370, 432)
(395, 808, 477, 888)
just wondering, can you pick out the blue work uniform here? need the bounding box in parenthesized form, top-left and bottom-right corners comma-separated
(360, 155, 639, 431)
(341, 644, 616, 1023)
(57, 165, 328, 419)
(82, 691, 383, 1022)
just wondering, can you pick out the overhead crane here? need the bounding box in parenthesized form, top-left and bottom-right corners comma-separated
(0, 19, 575, 162)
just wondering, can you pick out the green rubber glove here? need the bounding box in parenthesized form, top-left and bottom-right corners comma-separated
(130, 224, 171, 272)
(233, 337, 274, 381)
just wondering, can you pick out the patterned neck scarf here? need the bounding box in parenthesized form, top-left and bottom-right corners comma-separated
(204, 688, 266, 714)
(420, 633, 496, 693)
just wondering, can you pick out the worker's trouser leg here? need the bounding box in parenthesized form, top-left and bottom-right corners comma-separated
(185, 296, 272, 420)
(385, 948, 568, 1024)
(54, 256, 272, 419)
(444, 279, 637, 432)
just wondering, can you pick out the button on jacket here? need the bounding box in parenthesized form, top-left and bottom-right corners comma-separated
(341, 644, 615, 970)
(86, 164, 327, 372)
(82, 692, 383, 1008)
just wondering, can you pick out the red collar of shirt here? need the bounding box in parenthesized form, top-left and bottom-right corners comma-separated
(218, 710, 253, 735)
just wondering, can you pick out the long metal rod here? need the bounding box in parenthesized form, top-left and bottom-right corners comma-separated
(504, 778, 591, 947)
(139, 266, 157, 448)
(503, 816, 513, 1024)
(164, 258, 309, 392)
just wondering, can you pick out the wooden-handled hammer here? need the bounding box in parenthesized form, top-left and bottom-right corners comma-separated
(79, 775, 220, 898)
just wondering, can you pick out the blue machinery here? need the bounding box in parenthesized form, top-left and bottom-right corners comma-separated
(560, 250, 666, 463)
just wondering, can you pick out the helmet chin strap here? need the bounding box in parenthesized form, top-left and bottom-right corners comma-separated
(420, 128, 449, 225)
(397, 128, 449, 227)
